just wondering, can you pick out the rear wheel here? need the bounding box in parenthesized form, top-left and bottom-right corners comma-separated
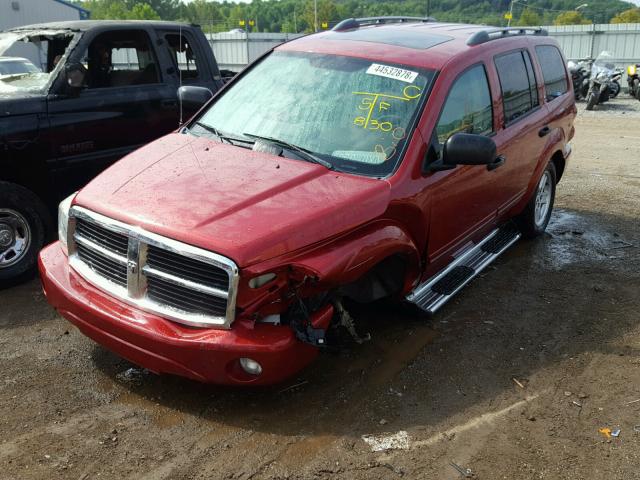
(516, 162, 556, 239)
(0, 183, 51, 287)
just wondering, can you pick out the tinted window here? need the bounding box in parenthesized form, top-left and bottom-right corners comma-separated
(83, 30, 160, 88)
(495, 51, 539, 123)
(165, 33, 200, 81)
(436, 65, 493, 144)
(535, 45, 568, 101)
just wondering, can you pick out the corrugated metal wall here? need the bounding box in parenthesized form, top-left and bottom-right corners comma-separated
(0, 0, 85, 31)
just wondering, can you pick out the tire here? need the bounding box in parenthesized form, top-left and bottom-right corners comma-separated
(610, 82, 620, 98)
(586, 92, 597, 110)
(0, 182, 52, 288)
(516, 162, 556, 239)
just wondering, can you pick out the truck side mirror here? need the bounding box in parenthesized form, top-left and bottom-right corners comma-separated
(443, 133, 497, 166)
(178, 86, 213, 109)
(65, 63, 87, 92)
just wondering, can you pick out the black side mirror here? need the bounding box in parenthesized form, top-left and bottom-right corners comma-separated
(425, 133, 504, 173)
(65, 63, 87, 93)
(178, 86, 213, 109)
(443, 133, 497, 166)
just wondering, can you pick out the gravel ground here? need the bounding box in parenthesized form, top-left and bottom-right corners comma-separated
(0, 96, 639, 480)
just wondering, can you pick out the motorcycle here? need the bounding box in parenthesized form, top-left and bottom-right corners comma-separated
(567, 60, 591, 100)
(628, 64, 640, 99)
(586, 51, 617, 110)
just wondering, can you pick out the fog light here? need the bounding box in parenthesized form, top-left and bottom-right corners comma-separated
(239, 357, 262, 376)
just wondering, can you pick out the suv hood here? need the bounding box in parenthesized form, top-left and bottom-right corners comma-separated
(76, 133, 391, 267)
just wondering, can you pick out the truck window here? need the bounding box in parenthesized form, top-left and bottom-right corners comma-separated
(82, 30, 160, 89)
(535, 45, 568, 101)
(494, 50, 539, 124)
(436, 64, 493, 144)
(164, 33, 200, 81)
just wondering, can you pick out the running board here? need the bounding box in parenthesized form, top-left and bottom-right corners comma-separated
(406, 223, 521, 314)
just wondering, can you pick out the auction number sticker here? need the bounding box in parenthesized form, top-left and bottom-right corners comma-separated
(366, 63, 418, 83)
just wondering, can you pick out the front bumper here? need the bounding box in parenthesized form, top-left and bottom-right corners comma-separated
(38, 242, 322, 385)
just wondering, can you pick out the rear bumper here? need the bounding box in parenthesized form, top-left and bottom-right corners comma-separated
(38, 242, 321, 385)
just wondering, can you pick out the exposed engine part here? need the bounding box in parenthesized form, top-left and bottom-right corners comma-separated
(333, 299, 371, 344)
(287, 297, 328, 347)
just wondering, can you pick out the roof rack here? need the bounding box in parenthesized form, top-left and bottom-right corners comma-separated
(332, 16, 436, 32)
(467, 27, 548, 46)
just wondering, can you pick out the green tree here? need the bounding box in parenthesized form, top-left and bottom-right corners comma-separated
(129, 3, 160, 20)
(553, 11, 591, 25)
(516, 7, 542, 26)
(611, 8, 640, 24)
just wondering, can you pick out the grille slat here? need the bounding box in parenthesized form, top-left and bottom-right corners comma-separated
(77, 243, 127, 288)
(147, 277, 227, 316)
(147, 245, 230, 290)
(70, 210, 235, 327)
(76, 219, 128, 255)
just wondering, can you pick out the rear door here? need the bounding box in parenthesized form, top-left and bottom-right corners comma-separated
(47, 27, 180, 197)
(489, 48, 549, 215)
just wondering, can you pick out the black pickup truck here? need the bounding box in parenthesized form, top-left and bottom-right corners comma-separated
(0, 20, 228, 285)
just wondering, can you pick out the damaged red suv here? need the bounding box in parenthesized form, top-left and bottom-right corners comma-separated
(39, 17, 576, 385)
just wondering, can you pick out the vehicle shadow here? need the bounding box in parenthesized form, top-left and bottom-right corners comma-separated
(81, 207, 640, 438)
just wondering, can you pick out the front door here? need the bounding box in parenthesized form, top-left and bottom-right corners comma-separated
(46, 28, 180, 199)
(426, 64, 501, 262)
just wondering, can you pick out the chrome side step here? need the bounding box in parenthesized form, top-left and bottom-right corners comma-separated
(406, 223, 521, 314)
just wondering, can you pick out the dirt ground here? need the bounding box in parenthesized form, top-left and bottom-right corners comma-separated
(1, 96, 639, 480)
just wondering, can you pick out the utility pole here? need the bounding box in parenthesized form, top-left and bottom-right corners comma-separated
(293, 9, 298, 33)
(507, 0, 515, 26)
(426, 0, 430, 17)
(314, 0, 318, 32)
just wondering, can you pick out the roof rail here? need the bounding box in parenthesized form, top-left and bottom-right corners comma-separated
(467, 27, 548, 46)
(332, 16, 436, 32)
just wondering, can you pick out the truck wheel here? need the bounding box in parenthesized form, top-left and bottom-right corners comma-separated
(0, 183, 51, 287)
(586, 92, 597, 110)
(516, 162, 556, 239)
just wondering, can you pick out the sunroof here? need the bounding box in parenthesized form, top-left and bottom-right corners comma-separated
(325, 27, 453, 50)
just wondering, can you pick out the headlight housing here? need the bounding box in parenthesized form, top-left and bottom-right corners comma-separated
(58, 192, 76, 254)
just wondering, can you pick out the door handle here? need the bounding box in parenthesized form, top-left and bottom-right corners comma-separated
(487, 155, 506, 171)
(538, 126, 551, 137)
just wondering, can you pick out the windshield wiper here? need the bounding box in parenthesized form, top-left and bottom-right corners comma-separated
(192, 122, 251, 146)
(243, 133, 333, 170)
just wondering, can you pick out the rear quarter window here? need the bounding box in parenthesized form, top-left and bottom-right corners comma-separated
(535, 45, 568, 101)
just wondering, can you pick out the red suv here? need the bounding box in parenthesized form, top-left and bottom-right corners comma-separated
(39, 17, 576, 385)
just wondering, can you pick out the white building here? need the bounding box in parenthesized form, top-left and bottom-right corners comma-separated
(1, 0, 90, 31)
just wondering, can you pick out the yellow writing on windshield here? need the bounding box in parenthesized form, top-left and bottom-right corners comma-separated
(352, 85, 422, 131)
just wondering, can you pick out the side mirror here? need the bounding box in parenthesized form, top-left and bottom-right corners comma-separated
(443, 133, 497, 167)
(65, 63, 87, 92)
(178, 86, 213, 109)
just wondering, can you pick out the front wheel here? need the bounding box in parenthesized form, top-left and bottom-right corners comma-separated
(610, 82, 620, 98)
(586, 92, 597, 110)
(0, 183, 51, 287)
(516, 162, 556, 239)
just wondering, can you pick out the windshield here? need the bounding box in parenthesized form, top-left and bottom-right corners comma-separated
(195, 51, 435, 176)
(592, 51, 616, 76)
(0, 30, 73, 94)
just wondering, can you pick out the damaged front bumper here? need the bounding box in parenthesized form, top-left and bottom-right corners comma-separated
(38, 242, 331, 385)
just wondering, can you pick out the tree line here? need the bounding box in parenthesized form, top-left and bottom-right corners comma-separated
(76, 0, 640, 32)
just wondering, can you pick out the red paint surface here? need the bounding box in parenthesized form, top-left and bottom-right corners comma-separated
(39, 23, 576, 385)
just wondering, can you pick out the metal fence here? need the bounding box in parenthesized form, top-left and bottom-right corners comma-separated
(207, 24, 640, 82)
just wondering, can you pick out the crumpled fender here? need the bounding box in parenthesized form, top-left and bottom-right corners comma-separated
(286, 220, 421, 292)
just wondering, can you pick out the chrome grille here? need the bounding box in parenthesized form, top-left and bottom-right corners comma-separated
(68, 207, 239, 328)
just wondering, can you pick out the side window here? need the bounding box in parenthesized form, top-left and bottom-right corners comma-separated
(164, 33, 201, 81)
(494, 51, 539, 124)
(436, 65, 493, 144)
(535, 45, 568, 101)
(83, 30, 160, 89)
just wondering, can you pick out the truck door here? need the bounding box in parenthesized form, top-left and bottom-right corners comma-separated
(488, 49, 550, 215)
(425, 64, 502, 261)
(46, 28, 180, 196)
